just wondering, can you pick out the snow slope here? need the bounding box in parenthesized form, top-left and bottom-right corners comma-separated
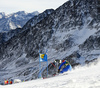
(1, 59, 100, 88)
(0, 0, 100, 83)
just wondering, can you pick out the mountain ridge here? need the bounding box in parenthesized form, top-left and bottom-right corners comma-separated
(0, 11, 39, 32)
(0, 9, 54, 44)
(0, 0, 100, 81)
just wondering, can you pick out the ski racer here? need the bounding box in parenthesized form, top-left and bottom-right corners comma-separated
(58, 60, 72, 73)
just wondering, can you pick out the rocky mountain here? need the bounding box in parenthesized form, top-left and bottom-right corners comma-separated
(0, 9, 54, 44)
(0, 0, 100, 81)
(0, 11, 39, 32)
(0, 12, 5, 19)
(23, 9, 54, 31)
(0, 28, 21, 44)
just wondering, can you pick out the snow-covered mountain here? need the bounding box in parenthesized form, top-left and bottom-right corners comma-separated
(0, 12, 5, 19)
(0, 0, 100, 82)
(0, 9, 54, 44)
(0, 11, 39, 32)
(22, 9, 54, 31)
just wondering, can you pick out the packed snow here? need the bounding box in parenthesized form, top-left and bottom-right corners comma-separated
(0, 59, 100, 88)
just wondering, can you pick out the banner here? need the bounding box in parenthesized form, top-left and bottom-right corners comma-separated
(39, 54, 47, 62)
(39, 51, 48, 78)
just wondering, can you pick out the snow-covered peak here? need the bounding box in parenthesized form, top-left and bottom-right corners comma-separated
(0, 9, 53, 44)
(23, 9, 54, 30)
(31, 11, 39, 16)
(15, 11, 28, 15)
(0, 11, 39, 32)
(0, 12, 5, 19)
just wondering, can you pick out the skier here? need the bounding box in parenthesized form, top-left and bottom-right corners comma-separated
(4, 80, 7, 85)
(9, 80, 12, 84)
(58, 60, 72, 73)
(7, 79, 8, 84)
(4, 79, 8, 85)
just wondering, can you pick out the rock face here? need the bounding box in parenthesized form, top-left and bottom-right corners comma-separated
(0, 0, 100, 81)
(0, 11, 39, 32)
(0, 9, 54, 44)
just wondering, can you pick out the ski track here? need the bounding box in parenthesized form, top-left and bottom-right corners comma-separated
(1, 60, 100, 88)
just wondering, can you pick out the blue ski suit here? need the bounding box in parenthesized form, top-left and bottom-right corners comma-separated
(58, 61, 72, 73)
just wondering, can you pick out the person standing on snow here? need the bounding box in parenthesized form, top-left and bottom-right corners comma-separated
(4, 80, 7, 85)
(4, 79, 8, 85)
(9, 80, 12, 84)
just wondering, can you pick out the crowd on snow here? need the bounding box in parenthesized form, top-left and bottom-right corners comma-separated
(0, 79, 22, 85)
